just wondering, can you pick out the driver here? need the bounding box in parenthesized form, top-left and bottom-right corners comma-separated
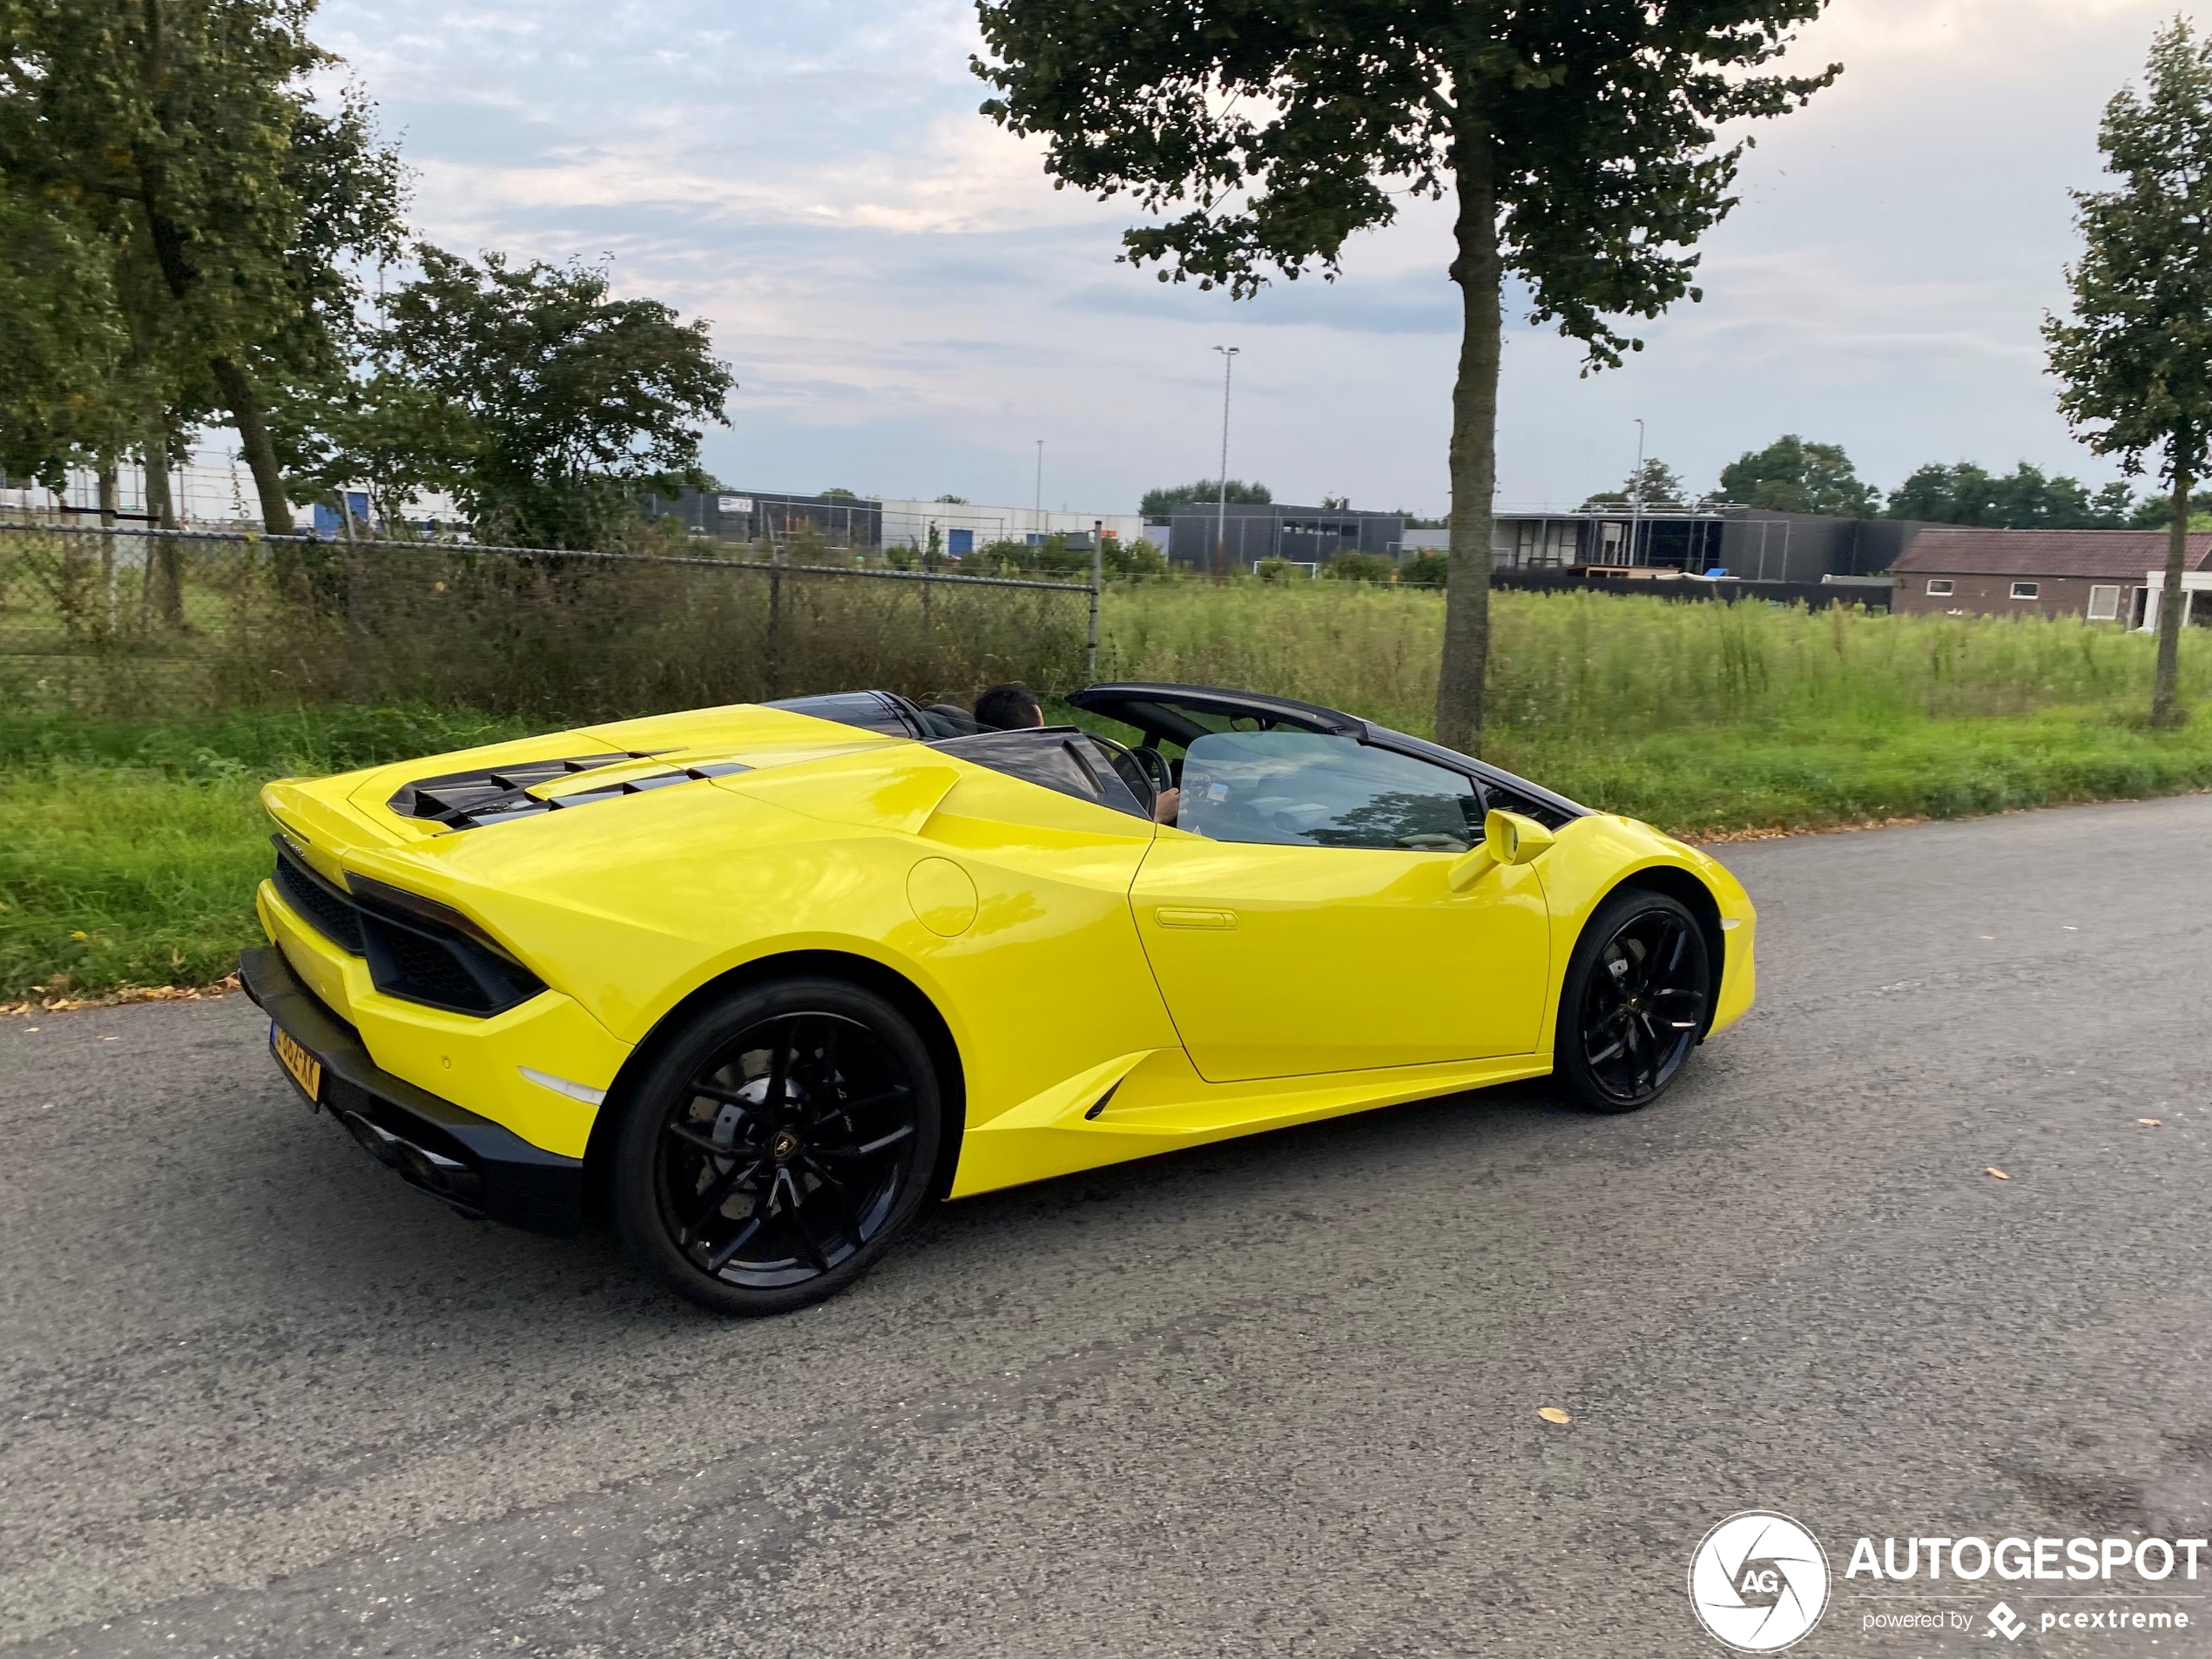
(972, 683, 1179, 825)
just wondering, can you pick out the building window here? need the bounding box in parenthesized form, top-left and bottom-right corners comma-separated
(2010, 582, 2040, 600)
(1925, 579, 1954, 597)
(2087, 584, 2121, 622)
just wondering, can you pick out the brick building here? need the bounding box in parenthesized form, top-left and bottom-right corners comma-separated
(1890, 528, 2212, 627)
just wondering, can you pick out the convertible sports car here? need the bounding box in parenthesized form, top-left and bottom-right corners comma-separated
(240, 683, 1756, 1315)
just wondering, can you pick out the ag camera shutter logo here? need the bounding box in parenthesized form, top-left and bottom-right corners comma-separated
(1689, 1511, 1831, 1652)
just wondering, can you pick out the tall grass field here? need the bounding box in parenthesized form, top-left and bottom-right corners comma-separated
(6, 584, 2211, 1001)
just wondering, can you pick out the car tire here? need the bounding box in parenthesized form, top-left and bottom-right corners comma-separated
(611, 976, 944, 1317)
(1551, 888, 1713, 1115)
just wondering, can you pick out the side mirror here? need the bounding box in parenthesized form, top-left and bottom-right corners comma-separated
(1485, 809, 1555, 866)
(1446, 809, 1556, 890)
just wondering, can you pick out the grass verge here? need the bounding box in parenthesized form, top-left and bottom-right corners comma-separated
(13, 581, 2212, 1001)
(0, 705, 536, 1004)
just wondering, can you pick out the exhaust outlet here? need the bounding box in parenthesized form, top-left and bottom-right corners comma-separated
(338, 1109, 486, 1202)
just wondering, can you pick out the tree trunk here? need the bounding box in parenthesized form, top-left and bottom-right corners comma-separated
(143, 424, 176, 529)
(98, 462, 120, 638)
(1436, 117, 1501, 758)
(2151, 470, 2192, 727)
(138, 425, 176, 628)
(207, 355, 292, 534)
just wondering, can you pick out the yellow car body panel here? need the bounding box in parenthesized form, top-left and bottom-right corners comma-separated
(250, 698, 1757, 1208)
(1130, 829, 1551, 1081)
(255, 880, 632, 1159)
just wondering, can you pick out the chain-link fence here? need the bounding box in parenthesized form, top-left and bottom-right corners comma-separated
(0, 524, 1096, 719)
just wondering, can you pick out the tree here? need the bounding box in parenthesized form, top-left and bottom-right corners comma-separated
(270, 364, 474, 532)
(0, 1, 405, 533)
(977, 5, 1836, 754)
(379, 246, 735, 549)
(1885, 460, 2135, 528)
(1321, 550, 1393, 582)
(1716, 435, 1876, 516)
(1140, 478, 1271, 519)
(1581, 456, 1685, 511)
(2047, 19, 2212, 726)
(0, 190, 132, 488)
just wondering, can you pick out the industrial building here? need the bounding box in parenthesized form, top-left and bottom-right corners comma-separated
(1159, 502, 1406, 572)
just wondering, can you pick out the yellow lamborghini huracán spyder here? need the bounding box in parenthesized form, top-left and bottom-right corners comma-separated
(241, 684, 1756, 1315)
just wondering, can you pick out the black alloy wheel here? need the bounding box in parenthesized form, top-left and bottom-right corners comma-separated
(1552, 889, 1713, 1114)
(612, 978, 942, 1316)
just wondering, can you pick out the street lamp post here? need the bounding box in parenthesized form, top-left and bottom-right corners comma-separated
(1212, 346, 1239, 578)
(1629, 417, 1646, 569)
(1033, 439, 1043, 539)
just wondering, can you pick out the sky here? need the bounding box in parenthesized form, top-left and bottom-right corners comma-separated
(311, 0, 2199, 517)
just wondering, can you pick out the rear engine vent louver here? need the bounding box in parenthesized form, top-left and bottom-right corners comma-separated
(272, 840, 365, 954)
(266, 840, 545, 1016)
(388, 753, 750, 831)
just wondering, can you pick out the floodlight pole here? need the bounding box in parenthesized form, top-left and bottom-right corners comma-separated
(1087, 517, 1103, 682)
(1213, 346, 1239, 577)
(1034, 439, 1043, 536)
(1629, 417, 1646, 568)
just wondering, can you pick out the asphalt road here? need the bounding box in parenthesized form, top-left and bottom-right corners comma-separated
(3, 798, 2209, 1659)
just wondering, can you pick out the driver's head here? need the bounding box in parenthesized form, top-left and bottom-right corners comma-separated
(974, 683, 1044, 730)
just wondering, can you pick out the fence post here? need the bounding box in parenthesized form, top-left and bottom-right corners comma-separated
(765, 542, 784, 699)
(1087, 540, 1102, 683)
(342, 522, 368, 701)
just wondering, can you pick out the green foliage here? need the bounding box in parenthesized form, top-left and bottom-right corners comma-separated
(1581, 456, 1687, 512)
(975, 1, 1837, 361)
(0, 702, 536, 1000)
(2046, 17, 2212, 725)
(1886, 461, 2136, 528)
(1140, 479, 1271, 518)
(1399, 550, 1449, 586)
(0, 190, 134, 486)
(1252, 556, 1305, 583)
(973, 0, 1836, 756)
(378, 246, 736, 549)
(1718, 435, 1878, 517)
(2046, 19, 2212, 492)
(0, 1, 405, 526)
(1320, 551, 1393, 583)
(2127, 492, 2212, 529)
(271, 366, 474, 530)
(1099, 583, 2212, 741)
(1107, 536, 1170, 578)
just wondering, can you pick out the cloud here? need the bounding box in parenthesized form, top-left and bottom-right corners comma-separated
(314, 0, 2197, 513)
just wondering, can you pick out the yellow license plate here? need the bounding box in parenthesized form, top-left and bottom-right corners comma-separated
(272, 1022, 323, 1103)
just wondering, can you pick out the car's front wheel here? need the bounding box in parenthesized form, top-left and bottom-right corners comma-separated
(1551, 888, 1713, 1114)
(611, 977, 943, 1316)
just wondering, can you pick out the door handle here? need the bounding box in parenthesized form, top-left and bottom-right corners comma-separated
(1154, 907, 1238, 930)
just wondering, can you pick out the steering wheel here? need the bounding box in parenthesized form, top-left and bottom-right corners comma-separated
(1131, 745, 1176, 799)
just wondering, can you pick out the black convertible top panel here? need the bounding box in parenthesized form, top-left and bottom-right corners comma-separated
(1068, 683, 1363, 744)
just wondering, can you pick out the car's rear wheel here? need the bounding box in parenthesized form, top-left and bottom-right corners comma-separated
(611, 977, 942, 1316)
(1551, 889, 1712, 1114)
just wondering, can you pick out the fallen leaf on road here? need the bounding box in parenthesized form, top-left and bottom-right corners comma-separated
(1984, 1167, 2010, 1181)
(2139, 1118, 2163, 1127)
(1537, 1406, 1572, 1425)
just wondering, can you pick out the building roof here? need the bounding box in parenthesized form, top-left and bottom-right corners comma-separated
(1892, 527, 2212, 579)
